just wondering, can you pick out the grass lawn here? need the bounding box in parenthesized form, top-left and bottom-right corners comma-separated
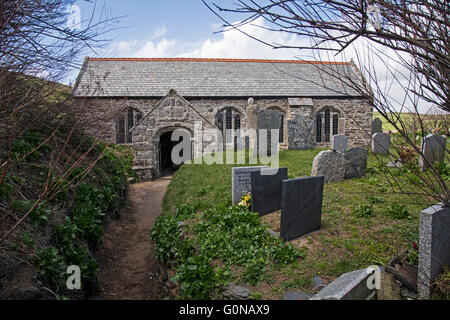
(160, 149, 430, 299)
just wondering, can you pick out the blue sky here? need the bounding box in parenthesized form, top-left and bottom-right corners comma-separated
(66, 1, 432, 113)
(66, 0, 320, 84)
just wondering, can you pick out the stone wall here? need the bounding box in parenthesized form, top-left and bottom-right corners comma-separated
(73, 93, 372, 180)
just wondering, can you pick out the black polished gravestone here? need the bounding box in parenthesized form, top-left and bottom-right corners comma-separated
(250, 167, 288, 216)
(280, 175, 325, 241)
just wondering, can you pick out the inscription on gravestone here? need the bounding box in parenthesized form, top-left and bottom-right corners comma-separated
(280, 175, 325, 241)
(232, 166, 267, 204)
(250, 167, 288, 216)
(288, 115, 314, 150)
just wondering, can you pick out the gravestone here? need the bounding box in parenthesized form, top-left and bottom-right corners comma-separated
(372, 132, 390, 155)
(331, 134, 348, 153)
(418, 134, 446, 171)
(311, 150, 345, 182)
(280, 175, 324, 241)
(309, 268, 376, 300)
(418, 204, 450, 299)
(372, 118, 382, 134)
(344, 147, 368, 179)
(257, 109, 282, 156)
(250, 167, 288, 216)
(288, 114, 314, 150)
(231, 166, 267, 204)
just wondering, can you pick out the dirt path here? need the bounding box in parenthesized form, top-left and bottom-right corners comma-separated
(92, 177, 171, 300)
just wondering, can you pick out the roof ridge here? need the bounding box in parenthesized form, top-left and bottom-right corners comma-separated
(87, 57, 349, 65)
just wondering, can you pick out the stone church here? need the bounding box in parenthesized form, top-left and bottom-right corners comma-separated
(72, 58, 372, 181)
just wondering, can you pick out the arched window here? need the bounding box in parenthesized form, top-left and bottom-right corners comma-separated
(316, 114, 322, 142)
(215, 108, 241, 144)
(315, 107, 340, 143)
(324, 109, 331, 142)
(234, 114, 241, 131)
(116, 108, 142, 144)
(333, 114, 339, 135)
(279, 113, 284, 143)
(226, 109, 233, 130)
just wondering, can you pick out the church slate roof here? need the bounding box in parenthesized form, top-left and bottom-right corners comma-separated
(72, 58, 364, 98)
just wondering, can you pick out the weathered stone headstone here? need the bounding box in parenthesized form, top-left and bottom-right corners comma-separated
(331, 134, 348, 152)
(418, 204, 450, 299)
(344, 147, 368, 179)
(372, 118, 382, 134)
(280, 175, 324, 241)
(250, 167, 288, 216)
(288, 114, 314, 150)
(257, 109, 282, 156)
(282, 291, 313, 300)
(371, 132, 390, 155)
(418, 134, 446, 171)
(309, 268, 375, 300)
(311, 150, 345, 182)
(231, 166, 267, 204)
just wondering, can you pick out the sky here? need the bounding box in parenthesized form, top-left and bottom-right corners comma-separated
(65, 0, 438, 113)
(66, 0, 327, 84)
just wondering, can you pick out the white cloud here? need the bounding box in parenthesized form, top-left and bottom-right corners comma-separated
(102, 17, 433, 112)
(150, 25, 167, 39)
(134, 39, 177, 57)
(178, 18, 311, 60)
(105, 17, 316, 61)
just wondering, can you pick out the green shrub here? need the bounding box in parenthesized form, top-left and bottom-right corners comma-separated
(11, 131, 51, 161)
(386, 203, 412, 220)
(241, 260, 266, 285)
(150, 214, 195, 264)
(11, 199, 51, 226)
(367, 195, 383, 204)
(151, 203, 303, 296)
(173, 255, 219, 300)
(0, 180, 14, 199)
(29, 203, 52, 226)
(68, 166, 89, 184)
(33, 247, 67, 286)
(175, 202, 201, 220)
(353, 204, 375, 217)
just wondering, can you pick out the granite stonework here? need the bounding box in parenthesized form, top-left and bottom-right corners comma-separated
(419, 134, 446, 171)
(310, 268, 375, 300)
(280, 176, 324, 241)
(288, 114, 314, 150)
(311, 150, 345, 182)
(344, 147, 368, 179)
(232, 166, 268, 205)
(372, 118, 382, 134)
(73, 93, 372, 180)
(331, 134, 348, 152)
(250, 167, 288, 216)
(372, 132, 390, 155)
(418, 204, 450, 299)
